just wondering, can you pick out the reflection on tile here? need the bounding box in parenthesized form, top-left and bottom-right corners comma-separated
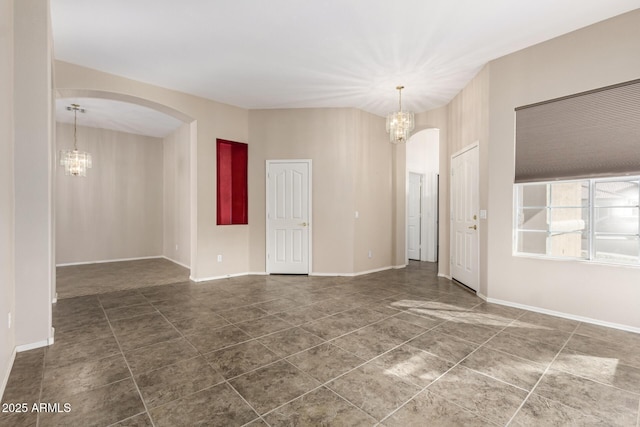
(205, 340, 280, 379)
(149, 382, 258, 427)
(374, 344, 453, 387)
(564, 333, 640, 369)
(535, 369, 639, 426)
(511, 393, 609, 426)
(552, 347, 640, 393)
(503, 320, 572, 347)
(408, 331, 478, 363)
(264, 387, 376, 426)
(229, 360, 320, 414)
(286, 343, 364, 383)
(135, 356, 224, 408)
(327, 361, 420, 421)
(427, 366, 527, 425)
(518, 311, 579, 333)
(382, 390, 494, 427)
(461, 346, 545, 390)
(485, 331, 560, 366)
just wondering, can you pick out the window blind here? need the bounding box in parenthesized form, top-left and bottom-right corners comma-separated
(514, 79, 640, 183)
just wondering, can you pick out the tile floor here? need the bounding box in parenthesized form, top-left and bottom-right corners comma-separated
(56, 258, 189, 299)
(2, 262, 640, 426)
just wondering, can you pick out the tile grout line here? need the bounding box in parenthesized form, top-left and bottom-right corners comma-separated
(144, 292, 269, 426)
(376, 308, 527, 426)
(35, 347, 46, 427)
(503, 321, 580, 426)
(99, 298, 159, 427)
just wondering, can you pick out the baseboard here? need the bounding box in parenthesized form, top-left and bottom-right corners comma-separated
(393, 264, 407, 270)
(15, 339, 50, 353)
(0, 347, 17, 401)
(56, 255, 164, 267)
(486, 297, 640, 335)
(310, 265, 394, 277)
(160, 256, 190, 270)
(438, 273, 452, 279)
(190, 271, 252, 282)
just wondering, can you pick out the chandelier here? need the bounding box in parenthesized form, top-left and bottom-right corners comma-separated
(386, 85, 415, 144)
(59, 103, 92, 176)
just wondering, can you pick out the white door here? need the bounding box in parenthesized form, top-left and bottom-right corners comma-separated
(450, 145, 479, 291)
(408, 173, 422, 261)
(266, 160, 311, 274)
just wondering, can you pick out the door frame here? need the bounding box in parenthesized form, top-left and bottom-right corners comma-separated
(407, 171, 423, 262)
(449, 142, 479, 291)
(265, 159, 313, 274)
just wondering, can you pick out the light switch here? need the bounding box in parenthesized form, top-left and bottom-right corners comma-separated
(480, 210, 487, 219)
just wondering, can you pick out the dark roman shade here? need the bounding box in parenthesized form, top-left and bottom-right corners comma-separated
(515, 79, 640, 183)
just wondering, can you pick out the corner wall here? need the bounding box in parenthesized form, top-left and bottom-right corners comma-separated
(487, 10, 640, 329)
(163, 123, 191, 267)
(0, 0, 16, 398)
(14, 0, 53, 348)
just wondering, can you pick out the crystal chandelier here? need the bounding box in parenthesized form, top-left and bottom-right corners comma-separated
(59, 104, 92, 176)
(386, 85, 415, 144)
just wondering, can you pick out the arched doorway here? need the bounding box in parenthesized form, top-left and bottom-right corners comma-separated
(406, 128, 440, 263)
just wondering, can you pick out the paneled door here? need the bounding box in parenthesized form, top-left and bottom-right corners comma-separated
(266, 160, 311, 274)
(450, 144, 479, 291)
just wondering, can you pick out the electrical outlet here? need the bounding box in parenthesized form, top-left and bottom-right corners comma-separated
(175, 244, 179, 251)
(368, 250, 372, 259)
(8, 312, 11, 329)
(217, 254, 222, 262)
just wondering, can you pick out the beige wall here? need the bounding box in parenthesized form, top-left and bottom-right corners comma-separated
(487, 10, 640, 328)
(353, 110, 393, 273)
(55, 61, 249, 280)
(248, 108, 393, 275)
(56, 124, 164, 264)
(163, 123, 191, 267)
(0, 0, 15, 396)
(14, 0, 53, 348)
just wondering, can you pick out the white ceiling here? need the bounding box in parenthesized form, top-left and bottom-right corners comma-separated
(51, 0, 639, 136)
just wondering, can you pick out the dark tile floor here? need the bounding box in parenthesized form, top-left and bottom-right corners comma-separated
(2, 262, 640, 426)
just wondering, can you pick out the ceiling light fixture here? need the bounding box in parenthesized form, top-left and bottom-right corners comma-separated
(59, 103, 92, 176)
(386, 85, 415, 144)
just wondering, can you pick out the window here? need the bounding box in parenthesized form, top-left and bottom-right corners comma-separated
(515, 178, 640, 265)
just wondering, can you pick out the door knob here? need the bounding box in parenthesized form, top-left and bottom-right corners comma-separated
(468, 224, 477, 230)
(300, 222, 308, 227)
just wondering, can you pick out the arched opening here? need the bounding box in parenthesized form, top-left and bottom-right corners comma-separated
(405, 128, 440, 265)
(54, 90, 196, 298)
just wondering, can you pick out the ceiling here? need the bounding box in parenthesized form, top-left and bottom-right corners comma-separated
(51, 0, 639, 137)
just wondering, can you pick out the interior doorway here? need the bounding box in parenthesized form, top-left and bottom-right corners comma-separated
(406, 129, 440, 264)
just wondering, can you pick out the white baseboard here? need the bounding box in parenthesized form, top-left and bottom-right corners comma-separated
(393, 264, 407, 270)
(160, 256, 190, 270)
(0, 347, 17, 402)
(56, 255, 164, 267)
(486, 297, 640, 335)
(15, 339, 50, 353)
(438, 273, 452, 279)
(310, 265, 394, 277)
(190, 271, 252, 282)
